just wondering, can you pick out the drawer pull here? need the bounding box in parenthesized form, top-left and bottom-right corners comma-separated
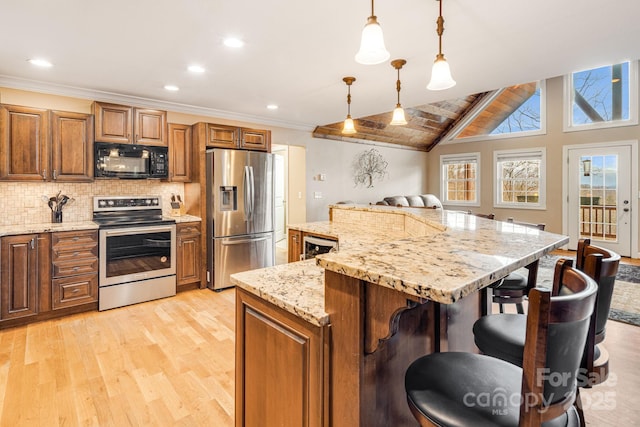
(72, 237, 80, 241)
(71, 288, 80, 293)
(73, 267, 80, 271)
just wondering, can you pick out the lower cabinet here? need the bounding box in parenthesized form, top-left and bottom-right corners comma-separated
(288, 229, 303, 262)
(177, 222, 201, 289)
(235, 288, 328, 427)
(51, 230, 98, 309)
(0, 234, 45, 320)
(0, 230, 98, 327)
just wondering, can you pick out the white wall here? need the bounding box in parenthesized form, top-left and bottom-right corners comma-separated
(271, 128, 428, 222)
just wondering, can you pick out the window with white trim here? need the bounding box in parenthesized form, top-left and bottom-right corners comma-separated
(494, 148, 546, 209)
(440, 153, 480, 206)
(565, 61, 638, 131)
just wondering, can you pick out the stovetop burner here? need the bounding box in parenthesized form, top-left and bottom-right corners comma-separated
(93, 196, 176, 228)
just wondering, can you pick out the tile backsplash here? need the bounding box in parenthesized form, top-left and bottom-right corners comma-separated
(0, 181, 186, 226)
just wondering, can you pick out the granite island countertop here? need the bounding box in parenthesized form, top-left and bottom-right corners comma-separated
(231, 205, 569, 326)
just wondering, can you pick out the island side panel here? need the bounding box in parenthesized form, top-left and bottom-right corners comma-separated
(437, 287, 489, 353)
(324, 270, 438, 426)
(235, 288, 327, 427)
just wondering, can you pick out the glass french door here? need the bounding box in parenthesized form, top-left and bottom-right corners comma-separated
(567, 145, 632, 256)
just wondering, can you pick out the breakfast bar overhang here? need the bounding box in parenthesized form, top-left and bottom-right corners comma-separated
(232, 205, 569, 426)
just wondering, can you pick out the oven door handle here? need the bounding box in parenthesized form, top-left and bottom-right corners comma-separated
(102, 225, 174, 237)
(221, 236, 269, 246)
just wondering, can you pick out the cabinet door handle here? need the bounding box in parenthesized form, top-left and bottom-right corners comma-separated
(30, 238, 35, 249)
(42, 169, 47, 180)
(53, 169, 58, 180)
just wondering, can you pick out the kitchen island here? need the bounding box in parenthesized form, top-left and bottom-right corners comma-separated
(231, 205, 568, 427)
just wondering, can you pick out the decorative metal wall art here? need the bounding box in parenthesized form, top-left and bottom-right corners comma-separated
(352, 148, 388, 188)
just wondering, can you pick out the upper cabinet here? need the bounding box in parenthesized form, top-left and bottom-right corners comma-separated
(168, 123, 192, 182)
(50, 111, 94, 182)
(93, 101, 167, 146)
(192, 122, 271, 152)
(240, 128, 271, 152)
(0, 105, 93, 182)
(0, 105, 49, 181)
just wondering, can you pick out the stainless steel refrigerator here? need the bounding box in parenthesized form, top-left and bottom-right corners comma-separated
(206, 149, 275, 290)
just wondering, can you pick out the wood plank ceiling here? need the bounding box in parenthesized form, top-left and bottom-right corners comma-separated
(312, 93, 490, 151)
(312, 85, 533, 152)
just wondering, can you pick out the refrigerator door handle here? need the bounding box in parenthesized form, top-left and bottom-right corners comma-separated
(243, 166, 251, 221)
(248, 166, 255, 221)
(221, 235, 270, 245)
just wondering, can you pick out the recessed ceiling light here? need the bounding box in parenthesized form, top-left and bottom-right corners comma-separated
(164, 85, 180, 91)
(266, 104, 279, 110)
(223, 37, 245, 48)
(28, 58, 53, 68)
(188, 65, 205, 73)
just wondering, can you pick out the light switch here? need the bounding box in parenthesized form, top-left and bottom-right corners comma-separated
(314, 191, 322, 199)
(298, 191, 303, 199)
(319, 173, 326, 181)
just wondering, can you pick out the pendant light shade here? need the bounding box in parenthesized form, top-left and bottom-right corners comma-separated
(427, 0, 456, 91)
(342, 77, 357, 135)
(427, 54, 456, 90)
(355, 0, 390, 65)
(343, 116, 356, 134)
(390, 59, 408, 126)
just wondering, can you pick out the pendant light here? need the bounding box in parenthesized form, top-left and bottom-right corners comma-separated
(390, 59, 408, 125)
(355, 0, 390, 65)
(342, 77, 357, 134)
(427, 0, 456, 91)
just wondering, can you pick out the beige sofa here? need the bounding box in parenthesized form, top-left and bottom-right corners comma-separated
(375, 194, 443, 209)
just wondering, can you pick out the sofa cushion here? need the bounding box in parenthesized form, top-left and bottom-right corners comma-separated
(383, 196, 410, 207)
(405, 195, 426, 207)
(420, 194, 443, 209)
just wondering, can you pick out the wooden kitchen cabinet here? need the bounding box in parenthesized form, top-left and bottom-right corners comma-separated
(0, 104, 49, 181)
(192, 122, 271, 152)
(0, 234, 43, 320)
(93, 101, 167, 146)
(236, 288, 327, 427)
(50, 110, 94, 182)
(0, 105, 93, 182)
(51, 230, 98, 309)
(288, 229, 303, 263)
(168, 123, 192, 182)
(177, 222, 201, 290)
(239, 128, 270, 152)
(193, 122, 238, 149)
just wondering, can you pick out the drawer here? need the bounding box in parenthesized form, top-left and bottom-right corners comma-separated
(53, 244, 98, 262)
(177, 224, 201, 236)
(52, 273, 98, 309)
(53, 258, 98, 278)
(52, 230, 98, 249)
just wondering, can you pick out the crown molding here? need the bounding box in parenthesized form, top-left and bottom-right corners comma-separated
(0, 75, 315, 132)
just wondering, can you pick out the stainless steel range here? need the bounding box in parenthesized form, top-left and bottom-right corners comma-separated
(93, 196, 176, 311)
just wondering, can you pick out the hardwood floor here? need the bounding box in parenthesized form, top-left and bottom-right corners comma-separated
(0, 288, 638, 426)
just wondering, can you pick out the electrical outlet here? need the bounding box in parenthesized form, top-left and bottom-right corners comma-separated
(319, 173, 326, 181)
(298, 191, 303, 199)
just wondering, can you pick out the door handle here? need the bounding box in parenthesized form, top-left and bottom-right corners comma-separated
(623, 199, 630, 212)
(221, 236, 270, 245)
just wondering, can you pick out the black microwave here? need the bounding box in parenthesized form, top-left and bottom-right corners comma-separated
(95, 142, 168, 179)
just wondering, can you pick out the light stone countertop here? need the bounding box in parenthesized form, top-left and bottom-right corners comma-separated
(0, 215, 201, 238)
(0, 221, 99, 237)
(172, 214, 202, 223)
(232, 205, 569, 326)
(230, 259, 328, 326)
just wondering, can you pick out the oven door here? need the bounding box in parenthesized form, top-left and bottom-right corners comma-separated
(99, 224, 176, 286)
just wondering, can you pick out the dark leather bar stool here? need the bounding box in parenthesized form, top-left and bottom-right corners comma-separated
(405, 259, 597, 427)
(473, 239, 620, 426)
(491, 218, 546, 314)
